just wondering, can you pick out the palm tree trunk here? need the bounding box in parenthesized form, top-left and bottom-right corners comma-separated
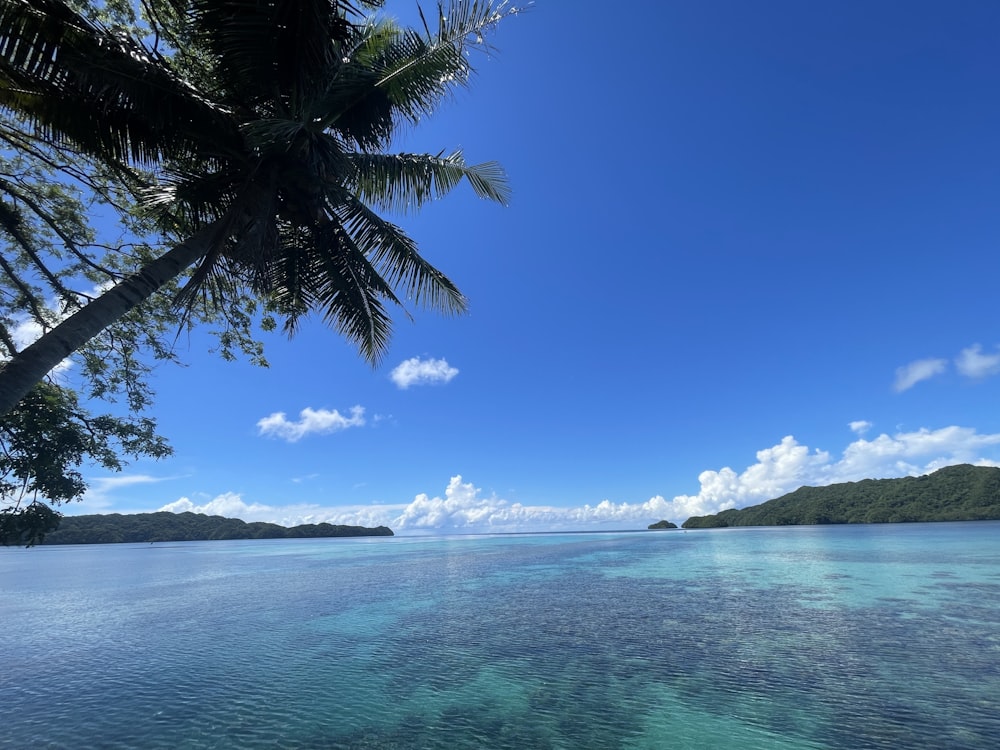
(0, 222, 221, 416)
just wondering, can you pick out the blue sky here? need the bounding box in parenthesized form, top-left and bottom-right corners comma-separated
(61, 0, 1000, 532)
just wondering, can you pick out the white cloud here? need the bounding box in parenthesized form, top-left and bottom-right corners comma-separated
(666, 427, 1000, 522)
(893, 357, 948, 392)
(158, 493, 406, 530)
(156, 425, 1000, 533)
(10, 317, 73, 376)
(667, 436, 833, 520)
(832, 426, 1000, 480)
(11, 318, 43, 351)
(955, 344, 1000, 379)
(390, 357, 458, 389)
(848, 420, 872, 435)
(257, 405, 365, 442)
(160, 492, 280, 520)
(78, 474, 174, 510)
(392, 476, 493, 529)
(7, 283, 120, 375)
(155, 477, 649, 534)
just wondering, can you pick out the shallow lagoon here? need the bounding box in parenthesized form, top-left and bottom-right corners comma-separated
(2, 522, 999, 748)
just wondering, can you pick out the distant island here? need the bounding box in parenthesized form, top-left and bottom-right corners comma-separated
(679, 464, 1000, 528)
(40, 511, 393, 545)
(647, 520, 678, 529)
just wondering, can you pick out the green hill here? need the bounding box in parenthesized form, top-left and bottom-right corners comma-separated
(682, 464, 1000, 528)
(647, 520, 678, 529)
(39, 511, 393, 544)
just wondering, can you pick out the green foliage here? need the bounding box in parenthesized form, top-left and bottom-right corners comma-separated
(0, 498, 60, 546)
(40, 511, 393, 544)
(0, 382, 171, 546)
(647, 520, 678, 529)
(681, 465, 1000, 528)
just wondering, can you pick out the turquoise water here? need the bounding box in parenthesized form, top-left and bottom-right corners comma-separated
(2, 523, 999, 748)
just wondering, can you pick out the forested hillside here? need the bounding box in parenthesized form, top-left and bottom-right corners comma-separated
(40, 512, 393, 544)
(682, 464, 1000, 528)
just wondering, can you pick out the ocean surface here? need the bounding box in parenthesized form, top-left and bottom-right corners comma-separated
(2, 522, 999, 749)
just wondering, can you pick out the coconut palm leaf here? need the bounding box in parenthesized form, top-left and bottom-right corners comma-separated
(0, 0, 237, 166)
(337, 194, 466, 314)
(183, 0, 347, 115)
(347, 150, 510, 213)
(172, 183, 281, 310)
(312, 3, 517, 145)
(368, 2, 517, 123)
(270, 223, 398, 362)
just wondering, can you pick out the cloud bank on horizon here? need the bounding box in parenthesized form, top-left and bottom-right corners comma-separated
(156, 424, 1000, 534)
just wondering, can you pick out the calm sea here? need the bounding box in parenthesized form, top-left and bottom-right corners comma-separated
(2, 522, 998, 749)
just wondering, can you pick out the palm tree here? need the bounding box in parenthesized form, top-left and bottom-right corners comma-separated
(0, 0, 515, 416)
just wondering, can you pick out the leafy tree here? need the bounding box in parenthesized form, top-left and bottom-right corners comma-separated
(0, 0, 516, 416)
(0, 382, 170, 545)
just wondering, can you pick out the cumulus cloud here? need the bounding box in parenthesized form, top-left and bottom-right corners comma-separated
(158, 493, 406, 530)
(390, 357, 458, 389)
(955, 344, 1000, 379)
(155, 477, 665, 534)
(157, 426, 1000, 533)
(666, 436, 833, 520)
(833, 426, 1000, 478)
(893, 358, 948, 392)
(257, 405, 365, 442)
(161, 492, 281, 520)
(848, 420, 872, 435)
(665, 427, 1000, 522)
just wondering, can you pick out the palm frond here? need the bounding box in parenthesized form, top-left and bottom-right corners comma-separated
(337, 195, 467, 315)
(239, 119, 308, 157)
(269, 222, 398, 363)
(170, 178, 283, 310)
(314, 227, 396, 363)
(369, 1, 519, 122)
(308, 47, 394, 150)
(347, 150, 510, 213)
(316, 3, 519, 146)
(0, 0, 237, 166)
(141, 168, 236, 231)
(184, 0, 356, 116)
